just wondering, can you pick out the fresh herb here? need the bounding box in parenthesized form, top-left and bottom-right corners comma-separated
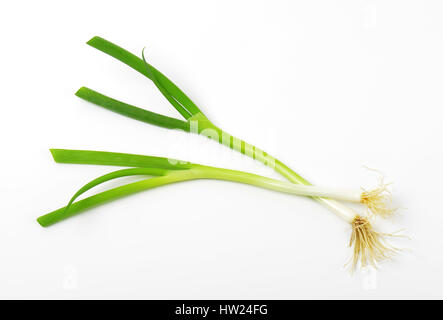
(40, 36, 402, 270)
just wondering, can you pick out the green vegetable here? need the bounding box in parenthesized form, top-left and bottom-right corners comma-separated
(80, 36, 356, 222)
(39, 149, 365, 227)
(39, 36, 400, 270)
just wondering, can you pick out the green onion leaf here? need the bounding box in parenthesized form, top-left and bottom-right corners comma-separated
(64, 167, 169, 214)
(50, 149, 192, 170)
(37, 174, 194, 227)
(87, 36, 203, 117)
(141, 48, 192, 119)
(75, 87, 190, 131)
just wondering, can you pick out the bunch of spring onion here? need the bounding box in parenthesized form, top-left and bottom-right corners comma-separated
(39, 36, 400, 270)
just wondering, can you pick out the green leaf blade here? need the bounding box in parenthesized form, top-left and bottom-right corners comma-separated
(87, 36, 203, 117)
(37, 169, 199, 227)
(50, 149, 193, 170)
(37, 177, 169, 227)
(64, 167, 169, 214)
(141, 49, 192, 119)
(75, 87, 190, 131)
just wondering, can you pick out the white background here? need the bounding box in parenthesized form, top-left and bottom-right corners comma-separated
(0, 0, 442, 299)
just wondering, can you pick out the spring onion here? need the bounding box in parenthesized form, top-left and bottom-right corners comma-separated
(40, 36, 401, 270)
(39, 149, 368, 225)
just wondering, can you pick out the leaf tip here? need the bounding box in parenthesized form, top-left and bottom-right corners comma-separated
(49, 149, 63, 162)
(36, 216, 49, 227)
(86, 36, 102, 46)
(75, 86, 88, 98)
